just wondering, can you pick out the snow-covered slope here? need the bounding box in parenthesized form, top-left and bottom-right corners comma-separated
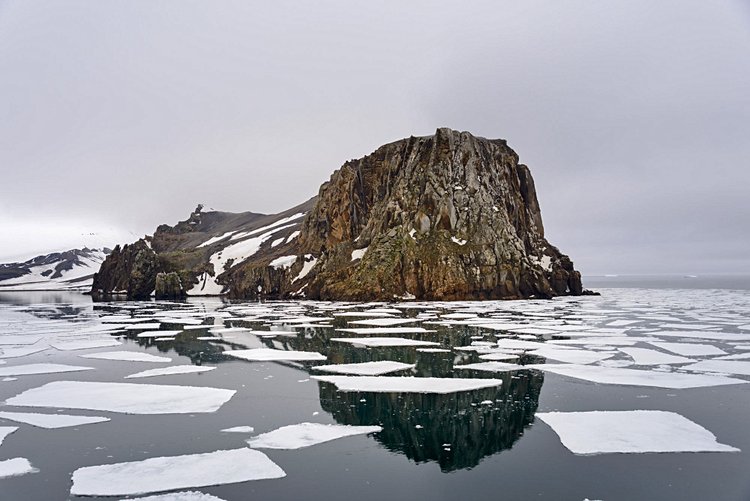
(0, 248, 110, 291)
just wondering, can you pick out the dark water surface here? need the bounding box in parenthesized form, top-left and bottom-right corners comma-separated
(0, 286, 748, 501)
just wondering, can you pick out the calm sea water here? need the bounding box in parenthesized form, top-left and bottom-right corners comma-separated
(0, 280, 748, 501)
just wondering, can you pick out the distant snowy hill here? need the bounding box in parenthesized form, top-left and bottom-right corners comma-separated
(0, 248, 111, 291)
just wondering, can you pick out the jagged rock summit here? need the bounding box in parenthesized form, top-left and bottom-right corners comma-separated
(92, 128, 585, 300)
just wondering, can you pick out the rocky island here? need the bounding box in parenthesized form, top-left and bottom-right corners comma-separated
(91, 128, 585, 301)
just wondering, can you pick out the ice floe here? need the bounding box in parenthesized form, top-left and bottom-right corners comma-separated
(312, 361, 414, 376)
(618, 347, 694, 365)
(336, 327, 436, 335)
(537, 410, 739, 455)
(81, 351, 172, 363)
(312, 375, 504, 393)
(647, 342, 727, 357)
(6, 381, 235, 414)
(0, 426, 18, 445)
(531, 363, 747, 389)
(220, 426, 255, 433)
(454, 362, 526, 372)
(121, 492, 226, 501)
(50, 338, 122, 351)
(70, 448, 285, 496)
(125, 365, 216, 379)
(682, 360, 750, 376)
(529, 346, 615, 365)
(0, 457, 38, 479)
(247, 422, 382, 449)
(0, 411, 109, 429)
(0, 363, 94, 377)
(332, 337, 439, 348)
(224, 348, 327, 362)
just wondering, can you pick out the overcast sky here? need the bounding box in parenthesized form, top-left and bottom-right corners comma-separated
(1, 0, 748, 274)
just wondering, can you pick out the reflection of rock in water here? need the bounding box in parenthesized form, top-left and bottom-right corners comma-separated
(318, 370, 543, 472)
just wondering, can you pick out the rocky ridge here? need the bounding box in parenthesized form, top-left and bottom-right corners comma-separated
(92, 129, 587, 300)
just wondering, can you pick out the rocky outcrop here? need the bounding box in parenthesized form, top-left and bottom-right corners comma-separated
(91, 240, 158, 300)
(155, 272, 186, 299)
(92, 128, 587, 301)
(229, 128, 584, 300)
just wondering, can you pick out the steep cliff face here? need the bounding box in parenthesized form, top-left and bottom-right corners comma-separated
(92, 128, 586, 300)
(229, 128, 583, 300)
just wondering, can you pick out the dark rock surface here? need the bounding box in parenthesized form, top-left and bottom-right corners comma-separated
(92, 129, 587, 300)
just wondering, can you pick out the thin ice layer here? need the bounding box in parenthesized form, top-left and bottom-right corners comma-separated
(682, 360, 750, 376)
(0, 411, 109, 429)
(647, 342, 726, 357)
(81, 351, 172, 363)
(0, 363, 94, 377)
(70, 448, 285, 496)
(312, 375, 503, 394)
(120, 492, 226, 501)
(618, 347, 694, 365)
(224, 348, 326, 362)
(331, 337, 440, 347)
(247, 422, 382, 449)
(537, 410, 739, 455)
(312, 361, 414, 376)
(0, 426, 18, 445)
(6, 381, 235, 414)
(125, 366, 216, 379)
(531, 363, 746, 389)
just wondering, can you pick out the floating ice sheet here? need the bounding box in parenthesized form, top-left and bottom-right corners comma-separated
(331, 337, 439, 348)
(80, 351, 172, 363)
(224, 348, 326, 362)
(0, 344, 48, 360)
(531, 363, 747, 389)
(137, 330, 183, 338)
(312, 375, 504, 393)
(529, 346, 614, 365)
(50, 338, 122, 351)
(0, 363, 94, 377)
(652, 331, 750, 342)
(70, 448, 285, 496)
(0, 411, 109, 429)
(454, 362, 526, 372)
(0, 335, 43, 345)
(125, 365, 216, 379)
(0, 426, 18, 445)
(0, 457, 37, 479)
(619, 347, 694, 365)
(121, 492, 226, 501)
(6, 381, 235, 414)
(247, 422, 382, 449)
(682, 360, 750, 376)
(347, 318, 419, 327)
(647, 342, 726, 357)
(312, 361, 414, 376)
(220, 426, 255, 433)
(537, 410, 739, 455)
(336, 327, 436, 335)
